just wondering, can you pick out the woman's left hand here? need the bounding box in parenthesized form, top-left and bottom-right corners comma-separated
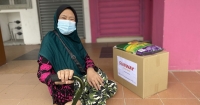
(87, 67, 104, 90)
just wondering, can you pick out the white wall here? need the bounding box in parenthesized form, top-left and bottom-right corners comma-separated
(0, 13, 10, 41)
(7, 12, 23, 39)
(83, 0, 92, 43)
(0, 0, 92, 44)
(0, 0, 40, 45)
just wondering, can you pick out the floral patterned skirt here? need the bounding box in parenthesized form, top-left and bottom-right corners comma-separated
(53, 68, 117, 105)
(75, 68, 117, 105)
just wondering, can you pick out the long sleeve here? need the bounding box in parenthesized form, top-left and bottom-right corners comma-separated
(85, 54, 96, 70)
(37, 56, 55, 87)
(37, 55, 74, 104)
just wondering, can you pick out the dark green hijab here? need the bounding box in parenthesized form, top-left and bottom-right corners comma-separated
(39, 4, 87, 77)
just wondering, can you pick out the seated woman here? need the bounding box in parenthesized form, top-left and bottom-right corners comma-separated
(37, 4, 117, 105)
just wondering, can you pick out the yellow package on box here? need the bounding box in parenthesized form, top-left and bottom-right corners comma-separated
(113, 47, 169, 98)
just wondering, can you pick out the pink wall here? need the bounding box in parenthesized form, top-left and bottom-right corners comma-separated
(89, 0, 98, 42)
(152, 0, 164, 47)
(143, 0, 152, 42)
(163, 0, 200, 70)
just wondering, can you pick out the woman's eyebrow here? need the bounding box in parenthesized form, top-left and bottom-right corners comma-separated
(61, 15, 74, 18)
(61, 15, 67, 17)
(69, 16, 75, 18)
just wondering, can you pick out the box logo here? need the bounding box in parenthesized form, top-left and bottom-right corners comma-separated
(119, 61, 134, 71)
(117, 56, 137, 86)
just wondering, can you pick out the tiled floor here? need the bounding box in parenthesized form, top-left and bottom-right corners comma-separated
(0, 43, 200, 105)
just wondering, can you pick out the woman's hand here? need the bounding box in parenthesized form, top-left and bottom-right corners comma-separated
(87, 67, 104, 90)
(65, 100, 82, 105)
(55, 69, 74, 85)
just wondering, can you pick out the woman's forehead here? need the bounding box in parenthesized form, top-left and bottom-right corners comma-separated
(60, 9, 75, 17)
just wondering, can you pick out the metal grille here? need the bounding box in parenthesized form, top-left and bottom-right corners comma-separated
(0, 0, 9, 5)
(37, 0, 84, 39)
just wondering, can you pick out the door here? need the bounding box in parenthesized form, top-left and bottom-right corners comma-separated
(0, 27, 6, 66)
(37, 0, 85, 39)
(90, 0, 143, 42)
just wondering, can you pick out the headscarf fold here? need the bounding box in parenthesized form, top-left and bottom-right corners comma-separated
(39, 4, 87, 77)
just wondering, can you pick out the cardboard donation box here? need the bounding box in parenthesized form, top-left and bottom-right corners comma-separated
(113, 47, 169, 98)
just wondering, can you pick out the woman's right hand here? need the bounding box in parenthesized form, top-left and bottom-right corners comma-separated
(55, 69, 74, 85)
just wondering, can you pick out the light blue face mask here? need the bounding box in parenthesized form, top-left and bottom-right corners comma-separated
(57, 19, 76, 35)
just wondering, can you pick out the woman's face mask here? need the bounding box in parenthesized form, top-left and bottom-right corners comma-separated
(57, 9, 76, 35)
(57, 19, 76, 35)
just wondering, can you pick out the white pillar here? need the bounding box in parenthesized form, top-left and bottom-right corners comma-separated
(83, 0, 92, 43)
